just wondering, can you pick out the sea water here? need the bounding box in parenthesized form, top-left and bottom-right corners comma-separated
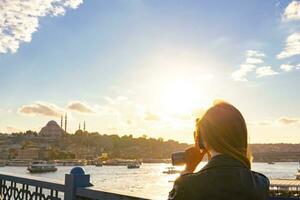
(0, 162, 298, 199)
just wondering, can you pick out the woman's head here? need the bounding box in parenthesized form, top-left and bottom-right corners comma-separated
(196, 101, 251, 168)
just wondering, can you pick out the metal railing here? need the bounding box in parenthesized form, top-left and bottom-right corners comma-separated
(0, 167, 148, 200)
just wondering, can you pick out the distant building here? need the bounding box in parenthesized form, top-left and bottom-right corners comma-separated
(16, 147, 52, 160)
(0, 148, 9, 160)
(39, 121, 64, 137)
(17, 148, 39, 160)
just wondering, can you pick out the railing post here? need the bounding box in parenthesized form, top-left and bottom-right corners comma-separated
(64, 167, 93, 200)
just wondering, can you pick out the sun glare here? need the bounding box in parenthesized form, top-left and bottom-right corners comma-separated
(161, 80, 209, 115)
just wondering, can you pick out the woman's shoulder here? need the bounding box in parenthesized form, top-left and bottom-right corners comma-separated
(168, 173, 207, 200)
(251, 170, 269, 179)
(169, 170, 270, 200)
(179, 168, 270, 188)
(251, 170, 270, 186)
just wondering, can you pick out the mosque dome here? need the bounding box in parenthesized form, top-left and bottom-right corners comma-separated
(39, 120, 64, 137)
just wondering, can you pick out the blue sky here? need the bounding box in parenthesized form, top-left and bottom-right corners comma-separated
(0, 0, 300, 143)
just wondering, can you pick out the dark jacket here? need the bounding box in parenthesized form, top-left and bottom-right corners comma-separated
(168, 154, 269, 200)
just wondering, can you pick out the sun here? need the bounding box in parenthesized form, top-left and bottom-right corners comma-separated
(161, 80, 209, 115)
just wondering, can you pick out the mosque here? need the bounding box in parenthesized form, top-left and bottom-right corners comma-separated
(39, 114, 87, 137)
(39, 114, 68, 137)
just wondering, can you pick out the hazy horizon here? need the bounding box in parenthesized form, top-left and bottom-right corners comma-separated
(0, 0, 300, 144)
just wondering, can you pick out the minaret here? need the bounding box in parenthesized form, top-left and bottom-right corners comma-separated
(83, 121, 86, 132)
(60, 115, 63, 129)
(79, 123, 81, 130)
(64, 113, 67, 133)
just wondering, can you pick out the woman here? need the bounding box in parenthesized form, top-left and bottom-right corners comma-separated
(168, 101, 269, 200)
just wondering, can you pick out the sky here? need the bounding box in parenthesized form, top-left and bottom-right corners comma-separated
(0, 0, 300, 144)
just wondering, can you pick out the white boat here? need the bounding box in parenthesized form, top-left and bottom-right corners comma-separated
(27, 161, 57, 173)
(163, 166, 181, 174)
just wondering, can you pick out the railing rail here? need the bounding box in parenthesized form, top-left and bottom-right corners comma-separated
(0, 172, 65, 192)
(76, 187, 148, 200)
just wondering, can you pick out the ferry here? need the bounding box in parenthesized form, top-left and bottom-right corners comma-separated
(127, 162, 140, 169)
(27, 161, 57, 173)
(163, 166, 181, 174)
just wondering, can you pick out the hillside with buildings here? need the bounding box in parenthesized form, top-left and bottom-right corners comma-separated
(0, 119, 299, 162)
(0, 118, 189, 161)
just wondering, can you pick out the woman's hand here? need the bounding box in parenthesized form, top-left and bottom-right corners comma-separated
(182, 147, 207, 175)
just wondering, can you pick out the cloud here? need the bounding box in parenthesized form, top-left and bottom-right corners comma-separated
(250, 117, 300, 127)
(277, 32, 300, 59)
(256, 66, 278, 77)
(68, 101, 95, 113)
(282, 1, 300, 22)
(18, 102, 64, 117)
(258, 121, 272, 126)
(0, 126, 22, 133)
(5, 126, 21, 133)
(0, 0, 83, 54)
(172, 113, 192, 121)
(278, 117, 300, 125)
(245, 57, 264, 64)
(280, 64, 295, 72)
(232, 50, 266, 81)
(245, 50, 266, 58)
(96, 96, 146, 129)
(0, 108, 13, 115)
(247, 120, 273, 127)
(232, 64, 256, 81)
(280, 64, 300, 71)
(144, 111, 160, 121)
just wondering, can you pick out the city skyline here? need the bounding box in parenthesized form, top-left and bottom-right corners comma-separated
(0, 0, 300, 143)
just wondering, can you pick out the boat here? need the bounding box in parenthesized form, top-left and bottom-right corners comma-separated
(95, 160, 103, 167)
(267, 162, 275, 164)
(296, 169, 300, 180)
(297, 173, 300, 180)
(27, 161, 57, 173)
(163, 166, 181, 174)
(103, 159, 141, 166)
(127, 163, 140, 169)
(56, 159, 87, 166)
(7, 159, 30, 166)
